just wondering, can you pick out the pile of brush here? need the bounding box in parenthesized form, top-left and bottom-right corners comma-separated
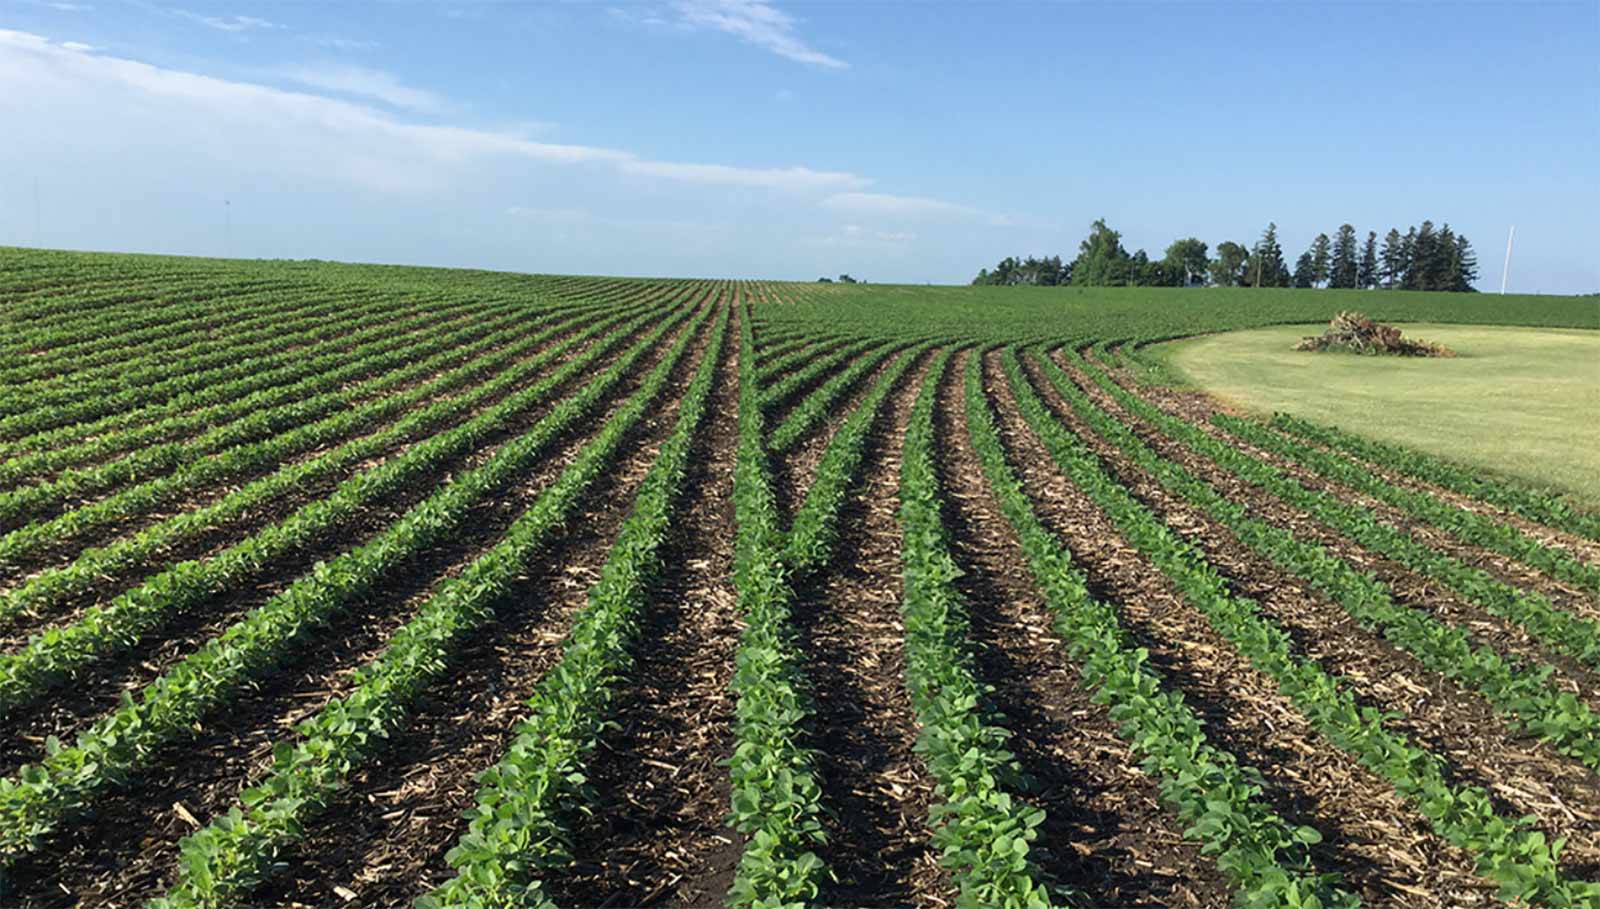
(1295, 311, 1455, 357)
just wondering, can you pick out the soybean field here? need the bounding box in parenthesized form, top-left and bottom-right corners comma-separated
(1, 246, 1599, 909)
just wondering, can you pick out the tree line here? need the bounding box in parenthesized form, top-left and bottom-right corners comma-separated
(974, 218, 1479, 291)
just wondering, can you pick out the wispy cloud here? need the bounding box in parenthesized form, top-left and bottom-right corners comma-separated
(277, 63, 446, 113)
(667, 0, 846, 69)
(820, 191, 1012, 226)
(169, 9, 279, 32)
(305, 35, 377, 51)
(0, 30, 869, 197)
(59, 40, 97, 51)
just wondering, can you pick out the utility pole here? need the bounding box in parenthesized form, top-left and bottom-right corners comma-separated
(1499, 224, 1515, 295)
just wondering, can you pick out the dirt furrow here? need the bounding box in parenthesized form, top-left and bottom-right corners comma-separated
(1031, 354, 1600, 874)
(543, 305, 743, 908)
(937, 349, 1232, 907)
(981, 351, 1490, 908)
(0, 306, 714, 908)
(785, 354, 948, 908)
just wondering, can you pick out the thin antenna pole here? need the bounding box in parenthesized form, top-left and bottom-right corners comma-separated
(1500, 224, 1515, 295)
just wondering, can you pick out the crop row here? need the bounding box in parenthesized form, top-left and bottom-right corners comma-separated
(0, 297, 684, 715)
(1079, 361, 1600, 677)
(419, 302, 730, 909)
(725, 303, 829, 906)
(153, 298, 722, 908)
(0, 295, 649, 557)
(0, 294, 551, 516)
(0, 281, 417, 404)
(1267, 415, 1600, 543)
(757, 337, 883, 413)
(0, 296, 701, 879)
(999, 347, 1597, 907)
(783, 343, 928, 573)
(897, 348, 1054, 908)
(963, 350, 1353, 907)
(1212, 417, 1600, 594)
(1043, 350, 1600, 770)
(0, 279, 664, 473)
(768, 339, 914, 454)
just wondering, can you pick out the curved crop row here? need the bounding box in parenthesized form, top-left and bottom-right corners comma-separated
(1039, 351, 1600, 770)
(1214, 417, 1600, 594)
(1000, 348, 1599, 908)
(153, 300, 723, 909)
(965, 351, 1354, 908)
(783, 343, 929, 574)
(757, 337, 882, 413)
(0, 283, 657, 474)
(0, 285, 414, 411)
(768, 339, 913, 454)
(0, 297, 644, 556)
(0, 300, 681, 714)
(0, 295, 545, 493)
(0, 287, 380, 393)
(1269, 414, 1600, 543)
(0, 298, 701, 876)
(1075, 359, 1600, 676)
(0, 295, 545, 515)
(755, 334, 848, 384)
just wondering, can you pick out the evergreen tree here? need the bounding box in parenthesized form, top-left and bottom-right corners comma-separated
(1293, 252, 1316, 288)
(1309, 233, 1332, 286)
(1358, 231, 1378, 289)
(1380, 228, 1404, 288)
(1400, 226, 1419, 288)
(1329, 223, 1359, 288)
(1408, 221, 1439, 290)
(1429, 224, 1457, 291)
(1453, 234, 1479, 291)
(1252, 222, 1288, 288)
(1210, 241, 1250, 287)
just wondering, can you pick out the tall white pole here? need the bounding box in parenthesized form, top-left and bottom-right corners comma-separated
(1500, 224, 1515, 294)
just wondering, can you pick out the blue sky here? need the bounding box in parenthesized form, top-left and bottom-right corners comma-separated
(1, 1, 1596, 291)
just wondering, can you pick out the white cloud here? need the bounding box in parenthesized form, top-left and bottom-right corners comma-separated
(169, 9, 279, 32)
(49, 2, 94, 11)
(0, 30, 869, 196)
(306, 36, 378, 51)
(277, 64, 446, 113)
(59, 40, 98, 51)
(669, 0, 846, 69)
(820, 191, 1012, 226)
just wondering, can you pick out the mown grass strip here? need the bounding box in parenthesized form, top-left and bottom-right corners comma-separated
(153, 301, 724, 909)
(1001, 347, 1600, 908)
(0, 300, 701, 879)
